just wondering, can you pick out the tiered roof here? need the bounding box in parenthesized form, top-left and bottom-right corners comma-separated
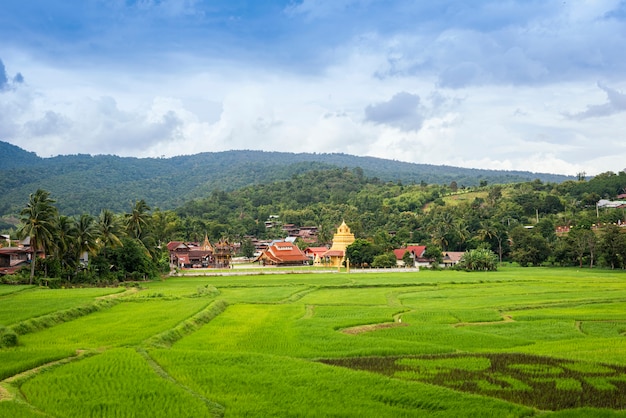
(255, 241, 308, 265)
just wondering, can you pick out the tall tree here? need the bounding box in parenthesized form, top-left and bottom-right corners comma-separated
(599, 225, 626, 269)
(126, 200, 151, 240)
(567, 227, 596, 268)
(345, 239, 379, 267)
(75, 214, 99, 265)
(98, 209, 125, 256)
(509, 226, 550, 267)
(149, 209, 179, 248)
(17, 189, 58, 284)
(477, 221, 506, 263)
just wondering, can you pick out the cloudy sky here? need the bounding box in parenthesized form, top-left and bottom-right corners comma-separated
(1, 1, 625, 176)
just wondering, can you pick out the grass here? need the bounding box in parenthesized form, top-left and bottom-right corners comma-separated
(0, 287, 123, 326)
(18, 298, 212, 351)
(20, 348, 215, 417)
(2, 266, 626, 416)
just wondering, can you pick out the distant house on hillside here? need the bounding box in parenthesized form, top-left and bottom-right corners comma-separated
(597, 199, 626, 209)
(254, 241, 309, 266)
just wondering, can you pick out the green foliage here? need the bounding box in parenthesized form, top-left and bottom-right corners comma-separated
(0, 326, 18, 347)
(0, 346, 76, 381)
(239, 237, 255, 259)
(346, 238, 380, 267)
(401, 250, 413, 266)
(510, 227, 551, 266)
(423, 245, 443, 265)
(0, 141, 572, 217)
(371, 252, 398, 268)
(457, 248, 498, 271)
(105, 237, 158, 281)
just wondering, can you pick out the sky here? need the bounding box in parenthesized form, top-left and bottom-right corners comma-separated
(1, 0, 625, 176)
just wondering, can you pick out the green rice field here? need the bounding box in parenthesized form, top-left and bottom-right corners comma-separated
(2, 267, 626, 416)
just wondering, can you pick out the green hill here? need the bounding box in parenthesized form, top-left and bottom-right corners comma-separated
(0, 141, 572, 216)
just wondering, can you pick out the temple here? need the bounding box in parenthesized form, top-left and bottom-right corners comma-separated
(322, 221, 355, 267)
(167, 235, 233, 269)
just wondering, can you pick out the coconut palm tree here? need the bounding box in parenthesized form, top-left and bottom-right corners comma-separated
(126, 200, 151, 240)
(478, 221, 506, 263)
(75, 214, 99, 265)
(97, 209, 124, 256)
(17, 189, 58, 284)
(55, 215, 78, 274)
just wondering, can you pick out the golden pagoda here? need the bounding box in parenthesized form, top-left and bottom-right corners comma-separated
(322, 221, 355, 267)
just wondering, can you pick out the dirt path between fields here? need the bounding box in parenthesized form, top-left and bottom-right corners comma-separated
(341, 321, 408, 335)
(453, 315, 515, 327)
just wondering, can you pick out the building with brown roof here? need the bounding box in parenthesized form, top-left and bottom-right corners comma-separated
(255, 241, 309, 266)
(442, 251, 465, 267)
(0, 247, 32, 275)
(167, 235, 232, 269)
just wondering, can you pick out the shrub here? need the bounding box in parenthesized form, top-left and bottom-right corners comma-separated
(457, 248, 498, 271)
(0, 327, 18, 347)
(371, 252, 397, 268)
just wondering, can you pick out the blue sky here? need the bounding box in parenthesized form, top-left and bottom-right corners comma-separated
(1, 0, 625, 175)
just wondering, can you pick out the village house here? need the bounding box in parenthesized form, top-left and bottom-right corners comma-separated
(304, 246, 330, 265)
(393, 245, 427, 268)
(254, 240, 309, 266)
(0, 247, 32, 276)
(442, 251, 465, 268)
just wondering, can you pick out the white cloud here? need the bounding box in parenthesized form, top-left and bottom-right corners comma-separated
(2, 1, 626, 176)
(566, 83, 626, 119)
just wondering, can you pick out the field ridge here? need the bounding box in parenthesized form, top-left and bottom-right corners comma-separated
(138, 348, 225, 417)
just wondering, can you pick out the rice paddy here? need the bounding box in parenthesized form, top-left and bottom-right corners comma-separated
(1, 266, 626, 416)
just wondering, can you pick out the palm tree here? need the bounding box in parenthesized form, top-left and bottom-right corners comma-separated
(125, 200, 155, 259)
(126, 200, 151, 240)
(75, 214, 99, 265)
(478, 221, 506, 263)
(17, 189, 58, 284)
(56, 215, 78, 273)
(98, 209, 124, 256)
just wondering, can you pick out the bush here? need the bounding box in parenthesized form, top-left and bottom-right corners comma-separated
(371, 252, 397, 268)
(0, 328, 18, 347)
(457, 248, 498, 271)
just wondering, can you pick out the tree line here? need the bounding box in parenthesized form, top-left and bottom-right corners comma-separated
(4, 168, 626, 284)
(11, 189, 167, 285)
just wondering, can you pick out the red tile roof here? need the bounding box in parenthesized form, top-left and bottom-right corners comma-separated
(393, 245, 426, 260)
(304, 247, 329, 257)
(256, 241, 309, 265)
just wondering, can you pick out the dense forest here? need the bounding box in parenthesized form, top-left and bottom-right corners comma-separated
(0, 140, 572, 218)
(3, 166, 626, 285)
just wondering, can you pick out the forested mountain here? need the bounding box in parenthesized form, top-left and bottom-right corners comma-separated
(0, 140, 572, 217)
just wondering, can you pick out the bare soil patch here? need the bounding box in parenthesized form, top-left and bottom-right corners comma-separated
(341, 322, 408, 335)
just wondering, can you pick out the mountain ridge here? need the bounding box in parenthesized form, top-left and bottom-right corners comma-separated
(0, 140, 573, 217)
